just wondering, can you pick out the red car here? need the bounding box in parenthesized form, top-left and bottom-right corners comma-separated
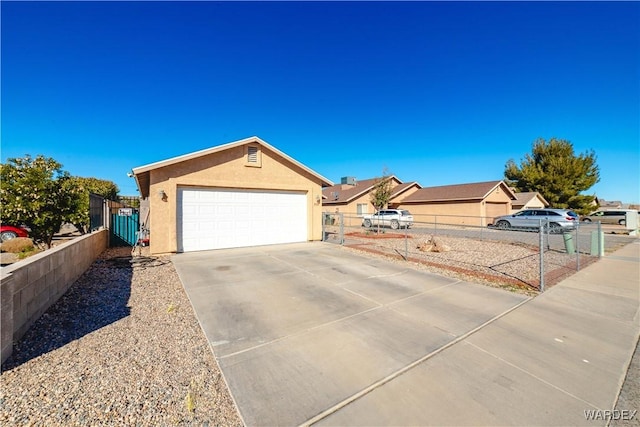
(0, 224, 30, 242)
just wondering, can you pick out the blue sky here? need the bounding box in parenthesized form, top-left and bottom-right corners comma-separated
(2, 1, 639, 204)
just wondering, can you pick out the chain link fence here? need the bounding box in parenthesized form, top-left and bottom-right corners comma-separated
(322, 212, 631, 292)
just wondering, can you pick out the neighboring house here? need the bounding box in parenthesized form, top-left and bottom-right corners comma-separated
(397, 180, 516, 226)
(510, 191, 549, 213)
(322, 176, 421, 216)
(597, 199, 623, 209)
(132, 136, 333, 254)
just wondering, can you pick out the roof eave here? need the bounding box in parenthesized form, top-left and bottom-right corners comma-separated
(131, 136, 334, 197)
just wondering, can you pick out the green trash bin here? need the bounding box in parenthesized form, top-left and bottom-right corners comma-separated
(563, 232, 575, 255)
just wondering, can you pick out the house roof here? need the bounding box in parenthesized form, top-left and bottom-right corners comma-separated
(322, 176, 404, 204)
(390, 182, 422, 199)
(132, 136, 333, 198)
(511, 191, 549, 208)
(599, 199, 623, 208)
(401, 180, 516, 203)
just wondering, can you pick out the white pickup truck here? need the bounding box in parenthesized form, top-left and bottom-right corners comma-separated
(362, 209, 414, 229)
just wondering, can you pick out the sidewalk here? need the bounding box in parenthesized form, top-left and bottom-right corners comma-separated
(316, 240, 640, 426)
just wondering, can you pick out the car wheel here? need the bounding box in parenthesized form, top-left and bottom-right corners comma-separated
(0, 231, 18, 242)
(363, 219, 371, 228)
(547, 223, 561, 233)
(582, 218, 591, 222)
(619, 219, 626, 226)
(496, 220, 510, 229)
(390, 220, 399, 230)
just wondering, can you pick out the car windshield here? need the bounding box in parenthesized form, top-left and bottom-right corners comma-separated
(401, 210, 411, 216)
(567, 211, 578, 218)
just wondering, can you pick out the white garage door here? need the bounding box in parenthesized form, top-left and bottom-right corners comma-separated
(178, 188, 308, 252)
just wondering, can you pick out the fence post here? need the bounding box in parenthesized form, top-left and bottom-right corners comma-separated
(576, 221, 580, 271)
(539, 219, 545, 292)
(339, 213, 344, 245)
(546, 219, 550, 250)
(322, 212, 326, 242)
(404, 223, 408, 260)
(598, 221, 603, 258)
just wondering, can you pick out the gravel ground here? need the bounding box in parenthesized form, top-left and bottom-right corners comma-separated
(340, 231, 596, 294)
(612, 337, 640, 427)
(0, 247, 242, 426)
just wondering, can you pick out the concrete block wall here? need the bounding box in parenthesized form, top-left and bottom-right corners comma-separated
(1, 229, 108, 365)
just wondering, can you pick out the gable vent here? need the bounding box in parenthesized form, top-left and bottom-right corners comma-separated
(247, 146, 259, 163)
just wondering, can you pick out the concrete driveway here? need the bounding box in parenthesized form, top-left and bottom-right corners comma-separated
(172, 242, 530, 426)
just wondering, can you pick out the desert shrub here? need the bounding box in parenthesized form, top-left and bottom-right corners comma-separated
(0, 237, 35, 253)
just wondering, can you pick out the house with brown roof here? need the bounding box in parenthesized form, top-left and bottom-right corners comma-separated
(322, 176, 421, 217)
(597, 199, 623, 209)
(397, 180, 516, 226)
(511, 191, 549, 213)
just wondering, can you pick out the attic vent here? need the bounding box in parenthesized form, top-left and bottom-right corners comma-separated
(331, 191, 339, 200)
(247, 146, 259, 163)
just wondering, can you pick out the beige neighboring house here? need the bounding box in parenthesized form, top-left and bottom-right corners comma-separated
(397, 180, 516, 226)
(322, 176, 421, 216)
(511, 191, 549, 213)
(132, 136, 333, 255)
(597, 199, 624, 209)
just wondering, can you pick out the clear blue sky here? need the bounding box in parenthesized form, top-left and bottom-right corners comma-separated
(2, 1, 639, 204)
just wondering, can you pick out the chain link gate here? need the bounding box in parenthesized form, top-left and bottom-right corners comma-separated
(322, 212, 344, 244)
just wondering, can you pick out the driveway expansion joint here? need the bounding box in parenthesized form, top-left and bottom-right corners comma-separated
(300, 295, 533, 427)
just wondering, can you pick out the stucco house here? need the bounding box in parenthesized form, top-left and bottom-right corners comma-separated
(511, 191, 549, 213)
(132, 136, 332, 254)
(397, 180, 516, 226)
(597, 198, 624, 209)
(322, 176, 421, 216)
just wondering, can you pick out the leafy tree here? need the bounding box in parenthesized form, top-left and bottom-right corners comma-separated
(67, 177, 119, 233)
(0, 155, 83, 247)
(505, 138, 599, 214)
(370, 169, 394, 211)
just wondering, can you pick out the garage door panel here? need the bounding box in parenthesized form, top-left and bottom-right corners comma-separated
(178, 188, 308, 252)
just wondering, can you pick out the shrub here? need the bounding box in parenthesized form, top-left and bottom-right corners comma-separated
(0, 237, 35, 253)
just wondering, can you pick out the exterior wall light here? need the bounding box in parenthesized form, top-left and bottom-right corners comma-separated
(158, 189, 167, 200)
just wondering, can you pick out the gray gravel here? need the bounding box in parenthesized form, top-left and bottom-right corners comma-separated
(340, 231, 596, 294)
(612, 337, 640, 427)
(0, 247, 242, 426)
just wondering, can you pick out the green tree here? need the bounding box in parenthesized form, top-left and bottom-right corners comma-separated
(0, 155, 83, 247)
(67, 177, 119, 233)
(505, 138, 599, 214)
(370, 169, 394, 211)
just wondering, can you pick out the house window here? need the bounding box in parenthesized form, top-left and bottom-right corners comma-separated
(357, 203, 368, 216)
(245, 145, 261, 167)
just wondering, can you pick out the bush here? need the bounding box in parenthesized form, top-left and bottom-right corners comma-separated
(0, 237, 35, 253)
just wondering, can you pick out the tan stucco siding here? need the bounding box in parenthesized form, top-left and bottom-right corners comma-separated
(147, 145, 324, 254)
(485, 185, 513, 203)
(389, 186, 419, 207)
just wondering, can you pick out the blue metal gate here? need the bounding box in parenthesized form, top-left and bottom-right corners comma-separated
(108, 197, 140, 247)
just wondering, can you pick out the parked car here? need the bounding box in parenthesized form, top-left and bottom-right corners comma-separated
(581, 210, 632, 226)
(492, 209, 578, 232)
(0, 224, 31, 242)
(362, 209, 413, 229)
